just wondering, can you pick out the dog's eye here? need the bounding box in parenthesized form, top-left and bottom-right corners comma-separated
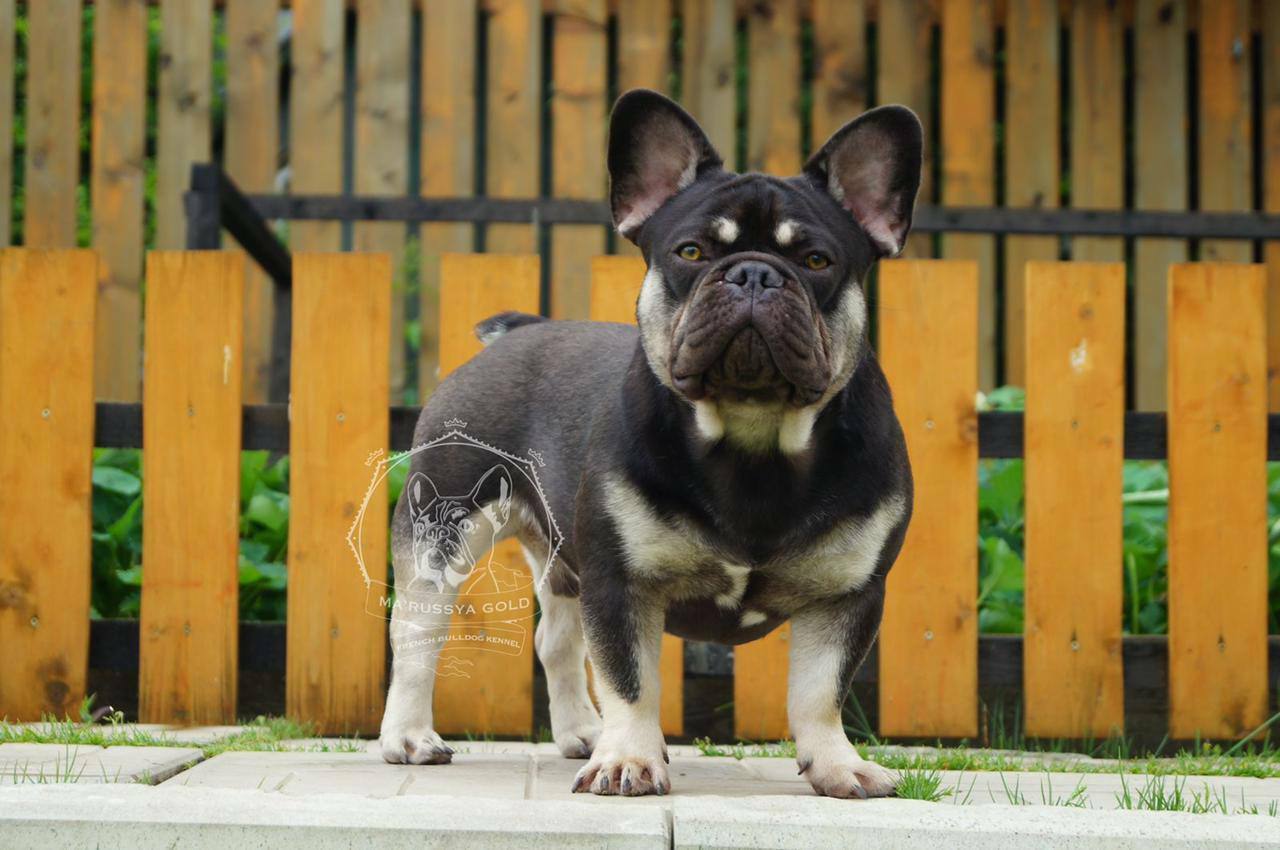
(804, 253, 831, 271)
(677, 243, 704, 261)
(459, 519, 475, 534)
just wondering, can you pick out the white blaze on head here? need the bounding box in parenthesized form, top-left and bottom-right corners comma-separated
(712, 216, 740, 244)
(774, 219, 801, 247)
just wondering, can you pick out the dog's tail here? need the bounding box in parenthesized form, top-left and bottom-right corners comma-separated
(475, 311, 547, 345)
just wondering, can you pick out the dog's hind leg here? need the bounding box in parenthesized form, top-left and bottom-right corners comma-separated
(523, 540, 601, 759)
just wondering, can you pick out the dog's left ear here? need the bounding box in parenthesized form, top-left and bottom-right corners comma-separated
(608, 89, 723, 241)
(803, 105, 923, 257)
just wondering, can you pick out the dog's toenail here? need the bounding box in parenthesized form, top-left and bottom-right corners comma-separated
(797, 757, 813, 775)
(851, 783, 868, 800)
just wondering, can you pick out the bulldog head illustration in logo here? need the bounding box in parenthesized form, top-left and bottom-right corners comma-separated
(405, 464, 513, 594)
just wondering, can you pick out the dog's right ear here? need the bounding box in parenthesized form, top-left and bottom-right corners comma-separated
(406, 472, 440, 515)
(608, 89, 723, 242)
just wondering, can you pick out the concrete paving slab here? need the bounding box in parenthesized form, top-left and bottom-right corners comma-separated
(530, 755, 784, 806)
(0, 784, 670, 849)
(672, 795, 1280, 849)
(0, 743, 202, 785)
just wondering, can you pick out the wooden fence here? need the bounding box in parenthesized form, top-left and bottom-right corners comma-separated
(0, 247, 1270, 743)
(4, 0, 1280, 413)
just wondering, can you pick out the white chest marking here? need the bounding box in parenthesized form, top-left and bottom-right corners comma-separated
(715, 564, 751, 609)
(740, 610, 768, 628)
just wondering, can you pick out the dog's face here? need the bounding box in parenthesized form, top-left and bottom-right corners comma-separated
(608, 90, 922, 450)
(406, 464, 512, 592)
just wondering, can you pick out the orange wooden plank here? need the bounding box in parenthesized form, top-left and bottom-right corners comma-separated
(1133, 0, 1188, 411)
(91, 0, 148, 401)
(486, 0, 541, 255)
(23, 0, 82, 248)
(355, 0, 412, 397)
(156, 0, 211, 249)
(0, 249, 96, 720)
(1070, 0, 1123, 263)
(139, 252, 244, 724)
(419, 0, 477, 397)
(226, 0, 282, 403)
(287, 253, 391, 734)
(1167, 263, 1268, 740)
(290, 0, 345, 252)
(1023, 261, 1125, 739)
(877, 259, 979, 738)
(0, 0, 14, 246)
(1199, 1, 1252, 265)
(550, 0, 607, 320)
(589, 254, 683, 737)
(433, 253, 540, 735)
(746, 0, 800, 176)
(1002, 0, 1059, 388)
(811, 0, 867, 145)
(1265, 1, 1280, 410)
(680, 0, 735, 158)
(878, 0, 933, 261)
(940, 0, 996, 389)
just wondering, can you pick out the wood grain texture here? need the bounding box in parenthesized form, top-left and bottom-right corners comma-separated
(1167, 263, 1268, 740)
(877, 259, 978, 738)
(1198, 1, 1252, 264)
(1266, 1, 1280, 410)
(140, 252, 244, 725)
(23, 0, 82, 248)
(589, 254, 683, 736)
(226, 0, 281, 403)
(355, 0, 411, 397)
(1133, 0, 1188, 411)
(550, 0, 607, 320)
(433, 253, 539, 735)
(0, 250, 96, 721)
(290, 0, 345, 252)
(156, 0, 211, 249)
(486, 0, 541, 254)
(617, 0, 671, 92)
(1069, 0, 1123, 263)
(680, 0, 735, 158)
(746, 0, 800, 176)
(419, 0, 477, 398)
(878, 0, 933, 259)
(287, 253, 390, 734)
(940, 0, 995, 389)
(1002, 0, 1059, 388)
(0, 0, 14, 245)
(91, 0, 147, 402)
(810, 0, 866, 146)
(1023, 261, 1125, 739)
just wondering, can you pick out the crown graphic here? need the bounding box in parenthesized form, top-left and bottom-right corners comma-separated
(444, 417, 468, 430)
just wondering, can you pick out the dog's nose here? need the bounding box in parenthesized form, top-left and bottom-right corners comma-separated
(724, 260, 783, 290)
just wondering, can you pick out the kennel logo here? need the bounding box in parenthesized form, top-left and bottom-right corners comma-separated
(347, 418, 563, 677)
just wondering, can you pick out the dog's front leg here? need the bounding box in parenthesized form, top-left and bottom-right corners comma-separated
(789, 578, 897, 798)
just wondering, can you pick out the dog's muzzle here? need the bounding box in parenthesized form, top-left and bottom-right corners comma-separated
(670, 256, 832, 405)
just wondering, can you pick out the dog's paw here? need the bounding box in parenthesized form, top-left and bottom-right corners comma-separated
(380, 727, 454, 765)
(570, 740, 669, 796)
(798, 747, 896, 799)
(551, 701, 603, 759)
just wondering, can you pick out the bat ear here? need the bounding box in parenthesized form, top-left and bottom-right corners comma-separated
(407, 472, 440, 514)
(470, 464, 514, 526)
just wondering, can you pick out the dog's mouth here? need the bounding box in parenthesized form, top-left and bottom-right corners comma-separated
(669, 271, 832, 406)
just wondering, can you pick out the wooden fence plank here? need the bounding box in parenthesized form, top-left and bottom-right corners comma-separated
(615, 0, 670, 258)
(0, 0, 13, 246)
(290, 0, 345, 252)
(91, 0, 147, 402)
(940, 0, 995, 390)
(1023, 261, 1125, 740)
(811, 0, 866, 146)
(156, 0, 211, 250)
(589, 254, 683, 737)
(1266, 2, 1280, 410)
(287, 253, 390, 734)
(1002, 0, 1058, 388)
(139, 252, 244, 725)
(550, 0, 607, 320)
(23, 0, 82, 248)
(734, 0, 801, 741)
(0, 249, 96, 721)
(1167, 263, 1268, 741)
(877, 259, 978, 738)
(420, 0, 477, 398)
(226, 0, 281, 404)
(1069, 0, 1123, 263)
(486, 0, 541, 255)
(433, 253, 539, 735)
(680, 0, 735, 158)
(1134, 0, 1188, 411)
(355, 0, 411, 398)
(1199, 2, 1252, 264)
(878, 0, 933, 260)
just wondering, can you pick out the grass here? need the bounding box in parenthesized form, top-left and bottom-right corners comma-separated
(894, 767, 950, 802)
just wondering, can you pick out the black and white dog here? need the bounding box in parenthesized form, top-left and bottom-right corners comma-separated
(380, 89, 920, 799)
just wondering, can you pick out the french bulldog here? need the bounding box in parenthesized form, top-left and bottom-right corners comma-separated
(379, 89, 921, 799)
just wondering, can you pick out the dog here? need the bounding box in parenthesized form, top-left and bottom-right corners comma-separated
(379, 89, 920, 799)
